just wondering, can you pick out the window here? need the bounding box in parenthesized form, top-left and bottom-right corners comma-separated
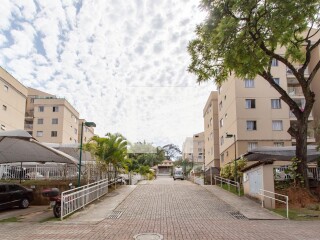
(219, 118, 224, 128)
(273, 78, 280, 85)
(245, 99, 256, 109)
(220, 136, 224, 145)
(198, 148, 202, 152)
(74, 128, 77, 134)
(274, 142, 284, 147)
(271, 99, 281, 109)
(37, 131, 43, 137)
(210, 118, 213, 126)
(30, 98, 34, 103)
(4, 85, 8, 92)
(51, 131, 58, 137)
(271, 58, 278, 66)
(38, 106, 44, 112)
(272, 120, 283, 131)
(2, 105, 7, 111)
(0, 124, 5, 131)
(246, 120, 257, 130)
(244, 79, 254, 88)
(248, 142, 258, 151)
(37, 118, 44, 124)
(52, 118, 58, 124)
(221, 153, 224, 163)
(53, 106, 59, 112)
(219, 101, 223, 110)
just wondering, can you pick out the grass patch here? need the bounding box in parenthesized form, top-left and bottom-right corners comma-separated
(0, 217, 19, 223)
(217, 183, 244, 196)
(272, 208, 320, 220)
(39, 216, 61, 223)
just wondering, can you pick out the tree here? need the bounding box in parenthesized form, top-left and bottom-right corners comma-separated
(162, 144, 182, 160)
(188, 0, 320, 188)
(85, 133, 128, 179)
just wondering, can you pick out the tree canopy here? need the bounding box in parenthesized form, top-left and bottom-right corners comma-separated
(188, 0, 320, 188)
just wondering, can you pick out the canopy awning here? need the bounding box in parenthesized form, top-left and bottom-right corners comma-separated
(0, 130, 78, 165)
(244, 146, 320, 163)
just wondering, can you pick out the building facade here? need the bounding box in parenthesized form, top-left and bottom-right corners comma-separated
(193, 132, 205, 165)
(182, 137, 193, 162)
(25, 88, 81, 144)
(78, 119, 96, 144)
(203, 91, 220, 168)
(0, 67, 28, 131)
(214, 55, 318, 167)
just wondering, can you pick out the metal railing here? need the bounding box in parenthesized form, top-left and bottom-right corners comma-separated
(259, 189, 289, 219)
(61, 177, 120, 220)
(214, 176, 241, 196)
(0, 163, 108, 181)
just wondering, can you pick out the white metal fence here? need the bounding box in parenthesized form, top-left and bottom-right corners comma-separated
(214, 176, 241, 196)
(0, 163, 108, 181)
(274, 166, 320, 181)
(61, 178, 120, 220)
(259, 189, 289, 219)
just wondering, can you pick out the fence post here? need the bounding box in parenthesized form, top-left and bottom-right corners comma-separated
(238, 182, 240, 196)
(286, 196, 289, 219)
(61, 192, 64, 221)
(228, 179, 230, 191)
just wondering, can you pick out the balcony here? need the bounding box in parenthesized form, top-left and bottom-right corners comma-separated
(286, 66, 309, 76)
(24, 123, 33, 130)
(291, 129, 316, 143)
(25, 110, 34, 118)
(287, 86, 303, 97)
(289, 110, 313, 120)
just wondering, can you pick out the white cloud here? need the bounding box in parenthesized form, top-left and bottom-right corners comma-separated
(0, 0, 215, 148)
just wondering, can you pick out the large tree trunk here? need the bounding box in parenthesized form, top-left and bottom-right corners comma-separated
(295, 117, 309, 189)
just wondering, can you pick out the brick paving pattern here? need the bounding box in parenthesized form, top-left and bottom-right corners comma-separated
(0, 177, 320, 239)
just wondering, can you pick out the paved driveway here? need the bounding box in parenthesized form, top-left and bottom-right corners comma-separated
(0, 176, 320, 239)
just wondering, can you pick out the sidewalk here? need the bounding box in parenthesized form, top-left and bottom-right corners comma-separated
(65, 185, 136, 224)
(202, 185, 284, 220)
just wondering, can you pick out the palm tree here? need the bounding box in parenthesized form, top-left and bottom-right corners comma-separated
(85, 133, 128, 180)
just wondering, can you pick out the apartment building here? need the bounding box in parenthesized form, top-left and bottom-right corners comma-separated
(215, 57, 319, 167)
(78, 119, 95, 144)
(203, 91, 220, 168)
(182, 137, 193, 162)
(25, 88, 81, 144)
(193, 132, 205, 165)
(0, 67, 28, 131)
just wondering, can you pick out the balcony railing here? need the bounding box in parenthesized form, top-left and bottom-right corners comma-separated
(24, 124, 33, 130)
(25, 110, 34, 118)
(286, 66, 309, 76)
(287, 86, 303, 96)
(289, 111, 313, 119)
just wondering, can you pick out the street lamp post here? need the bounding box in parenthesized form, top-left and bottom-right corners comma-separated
(78, 121, 96, 187)
(226, 133, 237, 182)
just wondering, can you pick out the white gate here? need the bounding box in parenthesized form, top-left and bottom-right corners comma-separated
(248, 167, 263, 196)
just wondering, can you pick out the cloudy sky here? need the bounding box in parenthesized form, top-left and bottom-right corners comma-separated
(0, 0, 216, 148)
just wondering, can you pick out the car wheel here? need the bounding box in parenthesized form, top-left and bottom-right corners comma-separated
(20, 198, 30, 209)
(174, 178, 176, 181)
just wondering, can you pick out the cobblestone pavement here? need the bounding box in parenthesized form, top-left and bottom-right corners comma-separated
(1, 177, 320, 239)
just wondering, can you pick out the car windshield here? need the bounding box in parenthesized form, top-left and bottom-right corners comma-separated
(175, 171, 182, 175)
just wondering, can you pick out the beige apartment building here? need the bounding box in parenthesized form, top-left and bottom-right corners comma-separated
(78, 119, 96, 144)
(193, 132, 205, 165)
(0, 67, 28, 131)
(215, 56, 318, 166)
(203, 91, 220, 168)
(182, 137, 193, 162)
(25, 88, 81, 144)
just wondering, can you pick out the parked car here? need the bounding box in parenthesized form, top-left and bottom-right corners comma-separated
(173, 167, 184, 180)
(0, 183, 34, 209)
